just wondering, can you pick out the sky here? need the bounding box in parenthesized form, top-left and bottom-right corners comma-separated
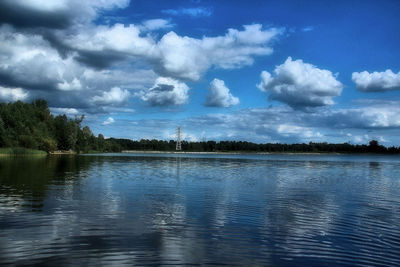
(0, 0, 400, 145)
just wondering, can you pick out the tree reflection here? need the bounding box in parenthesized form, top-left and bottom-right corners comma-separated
(0, 155, 95, 211)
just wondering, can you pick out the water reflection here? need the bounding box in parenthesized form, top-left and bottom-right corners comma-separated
(0, 156, 92, 212)
(0, 154, 400, 265)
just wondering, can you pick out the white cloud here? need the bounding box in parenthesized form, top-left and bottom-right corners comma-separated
(3, 21, 281, 85)
(64, 23, 282, 81)
(0, 1, 284, 118)
(0, 25, 156, 112)
(102, 117, 115, 125)
(155, 24, 282, 80)
(315, 104, 400, 130)
(0, 25, 72, 90)
(205, 79, 239, 107)
(91, 87, 130, 105)
(0, 86, 29, 101)
(162, 7, 212, 17)
(140, 19, 174, 31)
(352, 70, 400, 92)
(354, 106, 400, 128)
(58, 78, 82, 91)
(155, 32, 207, 80)
(141, 77, 190, 106)
(225, 24, 279, 45)
(68, 23, 155, 56)
(50, 107, 79, 116)
(258, 57, 343, 108)
(277, 124, 316, 138)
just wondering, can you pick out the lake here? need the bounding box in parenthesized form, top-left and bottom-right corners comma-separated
(1, 153, 400, 265)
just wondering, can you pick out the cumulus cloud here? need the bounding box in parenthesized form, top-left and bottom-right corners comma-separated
(141, 77, 190, 106)
(0, 23, 158, 112)
(68, 24, 155, 57)
(43, 22, 281, 80)
(162, 7, 212, 17)
(91, 87, 130, 105)
(1, 15, 282, 98)
(352, 70, 400, 92)
(0, 25, 71, 91)
(21, 67, 155, 114)
(102, 117, 115, 125)
(0, 86, 29, 101)
(0, 1, 145, 71)
(140, 19, 174, 31)
(205, 79, 239, 107)
(258, 57, 343, 108)
(155, 24, 282, 80)
(0, 29, 154, 111)
(0, 0, 283, 117)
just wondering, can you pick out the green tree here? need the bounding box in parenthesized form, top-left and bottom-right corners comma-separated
(40, 138, 58, 152)
(54, 115, 78, 150)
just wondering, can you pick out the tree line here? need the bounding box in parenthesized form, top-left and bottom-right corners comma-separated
(1, 100, 399, 154)
(111, 138, 400, 154)
(0, 100, 120, 153)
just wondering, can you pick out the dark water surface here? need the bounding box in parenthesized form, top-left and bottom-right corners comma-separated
(1, 153, 400, 266)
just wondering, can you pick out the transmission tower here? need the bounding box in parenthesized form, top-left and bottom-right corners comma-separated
(176, 126, 182, 151)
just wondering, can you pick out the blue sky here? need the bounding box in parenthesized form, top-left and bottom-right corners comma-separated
(1, 0, 400, 144)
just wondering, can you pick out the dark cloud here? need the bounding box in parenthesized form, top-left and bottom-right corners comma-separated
(151, 84, 175, 92)
(41, 32, 73, 59)
(38, 31, 130, 70)
(74, 50, 129, 70)
(28, 89, 90, 109)
(0, 1, 71, 29)
(0, 71, 59, 91)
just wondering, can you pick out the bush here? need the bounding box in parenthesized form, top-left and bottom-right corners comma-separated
(40, 138, 58, 153)
(19, 135, 38, 149)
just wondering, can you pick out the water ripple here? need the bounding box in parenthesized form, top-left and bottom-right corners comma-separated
(1, 154, 400, 265)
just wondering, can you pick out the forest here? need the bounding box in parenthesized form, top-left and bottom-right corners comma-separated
(0, 100, 120, 153)
(1, 100, 399, 154)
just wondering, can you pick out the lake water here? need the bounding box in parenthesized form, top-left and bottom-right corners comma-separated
(1, 153, 400, 266)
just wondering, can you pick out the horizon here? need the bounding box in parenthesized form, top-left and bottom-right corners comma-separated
(0, 0, 400, 145)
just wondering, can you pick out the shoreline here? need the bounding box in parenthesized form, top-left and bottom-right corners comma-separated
(49, 151, 76, 155)
(0, 147, 47, 156)
(121, 150, 342, 155)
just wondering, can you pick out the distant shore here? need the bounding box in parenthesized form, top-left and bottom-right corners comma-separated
(49, 151, 76, 155)
(121, 150, 341, 155)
